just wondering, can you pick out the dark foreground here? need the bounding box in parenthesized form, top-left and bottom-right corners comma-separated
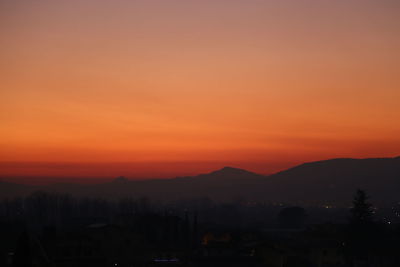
(1, 191, 400, 267)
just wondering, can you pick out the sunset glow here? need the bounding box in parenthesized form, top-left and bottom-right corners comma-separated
(1, 0, 399, 182)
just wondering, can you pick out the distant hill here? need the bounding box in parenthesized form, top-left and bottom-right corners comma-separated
(1, 157, 399, 206)
(258, 157, 400, 205)
(0, 180, 35, 198)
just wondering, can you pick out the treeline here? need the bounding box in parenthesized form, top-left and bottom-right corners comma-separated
(0, 191, 158, 226)
(0, 191, 319, 229)
(1, 190, 399, 229)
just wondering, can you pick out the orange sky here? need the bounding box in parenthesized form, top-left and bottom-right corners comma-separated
(1, 0, 400, 182)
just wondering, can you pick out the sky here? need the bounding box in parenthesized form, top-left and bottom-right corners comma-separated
(1, 0, 400, 183)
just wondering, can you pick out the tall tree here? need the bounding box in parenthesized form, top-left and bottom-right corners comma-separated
(350, 189, 374, 224)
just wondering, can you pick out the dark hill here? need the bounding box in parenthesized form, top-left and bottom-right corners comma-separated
(1, 157, 399, 205)
(258, 157, 400, 205)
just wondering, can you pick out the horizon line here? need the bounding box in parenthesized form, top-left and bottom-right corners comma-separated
(1, 155, 399, 186)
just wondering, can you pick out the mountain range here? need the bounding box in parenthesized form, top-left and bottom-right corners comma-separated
(1, 156, 399, 206)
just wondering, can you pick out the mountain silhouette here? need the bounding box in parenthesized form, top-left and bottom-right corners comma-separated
(112, 176, 129, 184)
(0, 180, 34, 198)
(1, 156, 399, 205)
(207, 166, 260, 177)
(259, 157, 400, 205)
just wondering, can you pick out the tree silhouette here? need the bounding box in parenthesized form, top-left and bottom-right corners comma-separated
(350, 189, 373, 225)
(345, 190, 381, 265)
